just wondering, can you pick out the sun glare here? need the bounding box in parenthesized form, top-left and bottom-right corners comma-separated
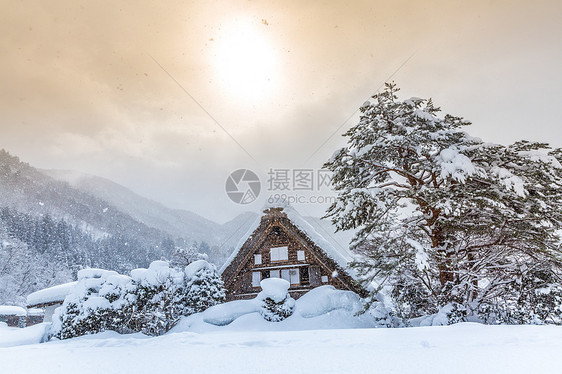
(211, 19, 279, 102)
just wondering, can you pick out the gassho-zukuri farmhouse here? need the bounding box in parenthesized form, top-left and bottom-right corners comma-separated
(220, 206, 366, 300)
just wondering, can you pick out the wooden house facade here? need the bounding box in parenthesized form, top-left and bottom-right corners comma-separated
(220, 206, 365, 301)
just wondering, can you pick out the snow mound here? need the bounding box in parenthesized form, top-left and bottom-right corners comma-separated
(185, 260, 214, 278)
(77, 268, 120, 281)
(201, 300, 260, 326)
(296, 286, 362, 318)
(0, 323, 50, 348)
(130, 268, 147, 282)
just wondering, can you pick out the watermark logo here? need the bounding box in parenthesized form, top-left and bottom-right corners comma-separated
(267, 168, 332, 191)
(225, 169, 261, 204)
(226, 168, 334, 205)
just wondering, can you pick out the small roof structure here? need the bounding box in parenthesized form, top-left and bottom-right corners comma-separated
(0, 305, 27, 317)
(26, 281, 78, 308)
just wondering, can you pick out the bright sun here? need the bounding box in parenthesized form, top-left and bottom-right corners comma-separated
(212, 18, 279, 102)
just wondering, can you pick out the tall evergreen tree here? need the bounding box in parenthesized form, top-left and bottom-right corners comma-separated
(324, 83, 562, 323)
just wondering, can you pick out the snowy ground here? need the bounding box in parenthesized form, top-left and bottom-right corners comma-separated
(3, 286, 562, 373)
(1, 323, 562, 373)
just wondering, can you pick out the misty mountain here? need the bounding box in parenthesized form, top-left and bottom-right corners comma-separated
(0, 150, 261, 264)
(0, 150, 169, 247)
(42, 169, 260, 256)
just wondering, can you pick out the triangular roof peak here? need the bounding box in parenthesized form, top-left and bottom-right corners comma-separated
(262, 206, 287, 218)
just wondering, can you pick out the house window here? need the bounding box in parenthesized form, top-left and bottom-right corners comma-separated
(254, 254, 262, 265)
(252, 271, 261, 287)
(321, 275, 328, 283)
(300, 267, 309, 284)
(270, 269, 280, 278)
(270, 246, 288, 262)
(281, 268, 300, 285)
(297, 250, 305, 261)
(290, 268, 300, 284)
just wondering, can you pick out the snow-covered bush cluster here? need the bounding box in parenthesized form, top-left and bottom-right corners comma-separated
(50, 260, 225, 339)
(325, 83, 562, 326)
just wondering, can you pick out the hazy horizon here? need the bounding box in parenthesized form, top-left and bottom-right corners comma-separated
(2, 0, 561, 222)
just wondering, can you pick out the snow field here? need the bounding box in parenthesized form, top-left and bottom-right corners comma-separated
(1, 323, 562, 373)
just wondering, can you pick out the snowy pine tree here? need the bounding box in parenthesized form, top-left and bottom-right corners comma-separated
(129, 261, 185, 336)
(324, 83, 562, 324)
(183, 260, 226, 315)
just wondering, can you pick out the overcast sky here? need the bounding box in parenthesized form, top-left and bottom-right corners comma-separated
(1, 0, 561, 223)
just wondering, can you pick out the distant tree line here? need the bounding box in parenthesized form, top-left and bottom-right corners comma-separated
(0, 207, 171, 273)
(0, 206, 223, 305)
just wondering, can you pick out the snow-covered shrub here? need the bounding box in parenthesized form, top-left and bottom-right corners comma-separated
(441, 302, 467, 325)
(51, 260, 227, 339)
(258, 278, 295, 322)
(390, 279, 438, 322)
(50, 269, 134, 339)
(411, 303, 467, 327)
(130, 261, 185, 336)
(516, 269, 562, 325)
(368, 301, 401, 328)
(183, 260, 226, 315)
(476, 268, 562, 325)
(364, 291, 403, 328)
